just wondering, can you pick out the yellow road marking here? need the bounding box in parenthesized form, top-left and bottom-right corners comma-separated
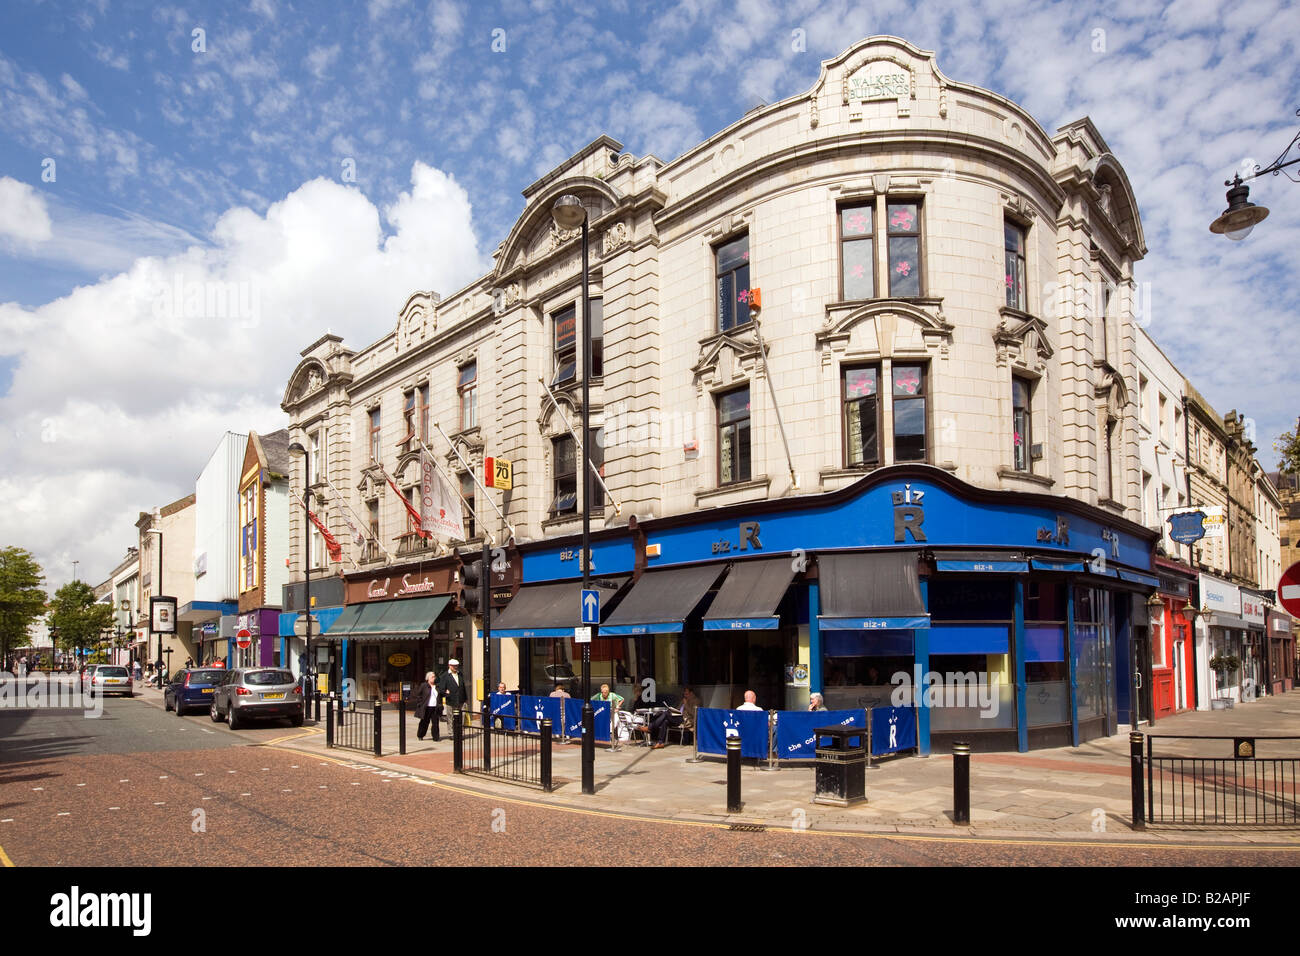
(0, 843, 13, 867)
(260, 730, 322, 746)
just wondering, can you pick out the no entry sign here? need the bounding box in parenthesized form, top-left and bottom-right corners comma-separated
(1279, 562, 1300, 618)
(236, 628, 253, 649)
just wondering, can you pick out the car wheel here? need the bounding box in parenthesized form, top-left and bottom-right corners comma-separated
(228, 705, 241, 730)
(210, 700, 222, 722)
(174, 699, 184, 716)
(164, 693, 172, 712)
(290, 712, 304, 728)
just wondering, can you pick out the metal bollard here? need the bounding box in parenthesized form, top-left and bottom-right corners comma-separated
(398, 697, 407, 755)
(540, 719, 553, 792)
(313, 689, 320, 722)
(581, 706, 594, 795)
(952, 741, 971, 824)
(726, 735, 742, 813)
(373, 700, 382, 756)
(325, 696, 334, 748)
(1130, 731, 1145, 831)
(482, 704, 492, 772)
(452, 709, 463, 773)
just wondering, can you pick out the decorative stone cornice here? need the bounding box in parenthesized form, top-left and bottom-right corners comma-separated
(994, 307, 1053, 371)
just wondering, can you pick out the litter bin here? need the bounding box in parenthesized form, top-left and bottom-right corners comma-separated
(813, 725, 867, 807)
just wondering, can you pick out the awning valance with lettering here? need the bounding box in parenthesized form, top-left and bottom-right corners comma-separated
(702, 558, 797, 631)
(934, 551, 1028, 574)
(329, 596, 452, 643)
(491, 578, 628, 639)
(602, 566, 727, 636)
(817, 551, 929, 631)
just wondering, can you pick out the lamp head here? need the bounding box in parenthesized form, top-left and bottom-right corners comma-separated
(1210, 174, 1269, 240)
(551, 194, 587, 230)
(288, 441, 306, 458)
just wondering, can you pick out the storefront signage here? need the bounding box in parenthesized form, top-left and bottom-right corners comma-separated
(346, 566, 455, 604)
(639, 473, 1153, 571)
(150, 596, 177, 634)
(1167, 510, 1206, 544)
(485, 456, 512, 490)
(1241, 594, 1266, 627)
(387, 653, 412, 667)
(1199, 573, 1241, 617)
(711, 521, 764, 554)
(1200, 506, 1226, 539)
(523, 536, 636, 584)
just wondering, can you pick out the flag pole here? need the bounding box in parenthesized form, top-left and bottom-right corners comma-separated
(320, 473, 392, 562)
(538, 377, 621, 516)
(427, 424, 516, 542)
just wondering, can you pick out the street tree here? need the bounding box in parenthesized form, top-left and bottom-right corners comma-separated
(0, 547, 48, 661)
(1276, 417, 1300, 475)
(47, 581, 115, 662)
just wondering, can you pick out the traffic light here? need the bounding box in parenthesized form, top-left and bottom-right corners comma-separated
(460, 557, 483, 613)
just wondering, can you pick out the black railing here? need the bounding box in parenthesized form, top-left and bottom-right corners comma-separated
(327, 697, 383, 756)
(1144, 735, 1300, 827)
(456, 707, 552, 791)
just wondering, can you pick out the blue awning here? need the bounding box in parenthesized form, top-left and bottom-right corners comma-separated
(278, 607, 344, 637)
(491, 577, 628, 639)
(1031, 557, 1085, 573)
(702, 558, 795, 632)
(601, 566, 725, 637)
(818, 616, 931, 631)
(1117, 569, 1160, 588)
(935, 559, 1028, 573)
(1088, 564, 1118, 578)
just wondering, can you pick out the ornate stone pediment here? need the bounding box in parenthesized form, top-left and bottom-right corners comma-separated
(814, 298, 953, 361)
(397, 291, 440, 352)
(994, 308, 1053, 372)
(1095, 361, 1129, 419)
(692, 325, 766, 390)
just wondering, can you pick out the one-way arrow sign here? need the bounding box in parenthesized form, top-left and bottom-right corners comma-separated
(581, 589, 599, 625)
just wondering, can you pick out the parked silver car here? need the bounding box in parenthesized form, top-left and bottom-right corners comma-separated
(209, 668, 303, 728)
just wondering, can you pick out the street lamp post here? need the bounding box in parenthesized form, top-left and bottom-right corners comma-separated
(146, 529, 163, 686)
(1210, 108, 1300, 240)
(287, 442, 313, 722)
(552, 194, 595, 795)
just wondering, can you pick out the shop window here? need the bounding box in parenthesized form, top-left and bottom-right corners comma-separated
(1012, 375, 1033, 471)
(715, 233, 751, 332)
(839, 202, 875, 300)
(717, 386, 751, 484)
(887, 202, 922, 297)
(458, 362, 477, 431)
(552, 435, 577, 514)
(843, 366, 879, 467)
(552, 305, 576, 386)
(892, 364, 927, 462)
(1004, 220, 1027, 310)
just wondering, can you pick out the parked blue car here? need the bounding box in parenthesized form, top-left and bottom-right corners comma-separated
(164, 668, 227, 716)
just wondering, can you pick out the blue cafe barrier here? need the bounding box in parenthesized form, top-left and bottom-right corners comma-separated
(518, 695, 565, 738)
(870, 704, 917, 757)
(489, 692, 516, 730)
(564, 697, 612, 743)
(695, 708, 771, 760)
(775, 709, 866, 760)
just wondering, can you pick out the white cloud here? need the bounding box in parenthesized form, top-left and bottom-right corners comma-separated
(0, 178, 53, 246)
(0, 163, 487, 585)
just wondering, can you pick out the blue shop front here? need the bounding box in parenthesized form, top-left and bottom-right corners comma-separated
(493, 465, 1158, 754)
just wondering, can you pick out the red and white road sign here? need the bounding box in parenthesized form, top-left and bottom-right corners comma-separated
(236, 628, 253, 649)
(1279, 562, 1300, 618)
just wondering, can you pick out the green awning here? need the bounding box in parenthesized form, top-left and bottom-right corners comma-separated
(331, 596, 452, 643)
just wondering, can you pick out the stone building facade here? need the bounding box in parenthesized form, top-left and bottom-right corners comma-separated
(281, 36, 1165, 751)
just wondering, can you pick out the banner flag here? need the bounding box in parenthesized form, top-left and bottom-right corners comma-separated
(420, 453, 466, 543)
(380, 466, 428, 538)
(293, 494, 343, 563)
(695, 708, 770, 759)
(870, 705, 917, 756)
(775, 709, 866, 760)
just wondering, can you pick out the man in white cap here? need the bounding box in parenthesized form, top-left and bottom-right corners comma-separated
(437, 659, 467, 733)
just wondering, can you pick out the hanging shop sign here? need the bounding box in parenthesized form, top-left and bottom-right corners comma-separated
(1167, 510, 1207, 545)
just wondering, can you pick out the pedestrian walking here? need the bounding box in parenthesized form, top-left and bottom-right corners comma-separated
(408, 671, 442, 742)
(437, 659, 467, 733)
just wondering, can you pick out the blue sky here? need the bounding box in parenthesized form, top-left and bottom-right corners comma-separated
(1, 0, 1297, 587)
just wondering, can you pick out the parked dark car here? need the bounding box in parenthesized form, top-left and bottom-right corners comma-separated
(210, 668, 303, 728)
(164, 668, 227, 716)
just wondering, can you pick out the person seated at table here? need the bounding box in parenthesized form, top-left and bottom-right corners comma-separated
(650, 687, 699, 749)
(808, 692, 828, 712)
(495, 681, 508, 695)
(591, 683, 624, 710)
(736, 689, 762, 711)
(549, 684, 570, 698)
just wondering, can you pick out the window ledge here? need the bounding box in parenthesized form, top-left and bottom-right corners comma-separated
(541, 509, 606, 532)
(997, 467, 1055, 489)
(1098, 497, 1125, 511)
(695, 476, 771, 506)
(997, 305, 1040, 324)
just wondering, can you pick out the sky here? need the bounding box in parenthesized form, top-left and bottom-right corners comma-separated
(1, 0, 1297, 593)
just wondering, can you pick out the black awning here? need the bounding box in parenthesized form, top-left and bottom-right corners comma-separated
(492, 577, 627, 639)
(817, 551, 929, 630)
(703, 558, 796, 631)
(601, 565, 727, 636)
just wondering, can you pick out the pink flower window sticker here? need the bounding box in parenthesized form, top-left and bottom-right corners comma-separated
(848, 376, 875, 397)
(895, 369, 920, 395)
(894, 260, 912, 277)
(1005, 274, 1015, 288)
(846, 212, 869, 234)
(890, 208, 913, 230)
(737, 288, 749, 304)
(1013, 431, 1022, 446)
(850, 264, 865, 278)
